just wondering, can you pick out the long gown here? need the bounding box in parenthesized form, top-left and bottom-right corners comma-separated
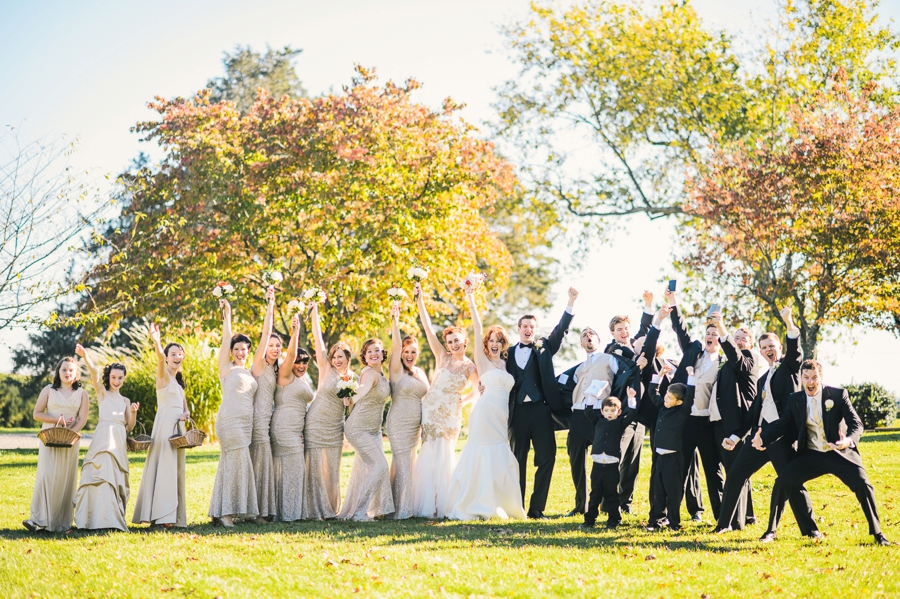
(386, 372, 427, 519)
(132, 380, 187, 527)
(303, 368, 346, 519)
(250, 366, 277, 519)
(339, 372, 394, 521)
(272, 375, 313, 522)
(209, 366, 259, 519)
(27, 386, 86, 532)
(411, 358, 473, 519)
(74, 393, 131, 530)
(446, 368, 526, 520)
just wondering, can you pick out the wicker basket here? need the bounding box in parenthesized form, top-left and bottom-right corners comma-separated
(127, 421, 152, 452)
(168, 418, 206, 449)
(37, 415, 81, 448)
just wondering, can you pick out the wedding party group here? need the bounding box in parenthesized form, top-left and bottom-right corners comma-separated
(21, 277, 892, 546)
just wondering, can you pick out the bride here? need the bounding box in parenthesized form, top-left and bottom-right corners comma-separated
(446, 288, 526, 520)
(411, 282, 478, 519)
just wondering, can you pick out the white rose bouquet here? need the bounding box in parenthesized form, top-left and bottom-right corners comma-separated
(407, 265, 429, 283)
(302, 286, 327, 304)
(262, 270, 284, 286)
(211, 281, 236, 298)
(387, 285, 408, 301)
(287, 298, 306, 316)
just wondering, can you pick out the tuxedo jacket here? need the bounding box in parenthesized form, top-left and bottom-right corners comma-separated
(761, 386, 865, 465)
(631, 324, 661, 429)
(668, 305, 708, 386)
(714, 338, 758, 439)
(649, 381, 696, 453)
(553, 363, 581, 431)
(741, 334, 802, 437)
(602, 310, 654, 357)
(584, 405, 635, 458)
(506, 309, 574, 419)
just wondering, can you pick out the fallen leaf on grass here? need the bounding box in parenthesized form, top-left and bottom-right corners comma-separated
(645, 554, 656, 561)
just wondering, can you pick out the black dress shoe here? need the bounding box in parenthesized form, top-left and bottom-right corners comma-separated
(805, 530, 824, 542)
(759, 531, 777, 543)
(580, 521, 595, 529)
(690, 513, 703, 523)
(712, 526, 732, 534)
(565, 508, 583, 518)
(527, 511, 549, 520)
(621, 505, 632, 515)
(745, 516, 757, 525)
(606, 520, 621, 530)
(874, 533, 892, 546)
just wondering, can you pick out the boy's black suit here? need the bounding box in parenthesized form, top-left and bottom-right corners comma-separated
(648, 379, 696, 528)
(582, 402, 635, 525)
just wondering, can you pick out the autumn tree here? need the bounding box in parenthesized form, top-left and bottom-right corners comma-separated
(206, 45, 307, 113)
(681, 70, 900, 357)
(77, 67, 520, 350)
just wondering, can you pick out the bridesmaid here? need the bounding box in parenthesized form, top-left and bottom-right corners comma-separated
(23, 357, 90, 532)
(209, 298, 259, 527)
(249, 285, 279, 522)
(272, 314, 314, 522)
(73, 344, 138, 531)
(386, 304, 428, 519)
(338, 339, 394, 521)
(304, 299, 352, 519)
(132, 324, 190, 529)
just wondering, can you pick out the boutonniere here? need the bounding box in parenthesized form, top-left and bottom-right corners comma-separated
(824, 399, 834, 411)
(613, 348, 623, 356)
(534, 339, 543, 350)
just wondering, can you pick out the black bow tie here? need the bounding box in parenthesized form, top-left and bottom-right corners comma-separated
(521, 343, 535, 348)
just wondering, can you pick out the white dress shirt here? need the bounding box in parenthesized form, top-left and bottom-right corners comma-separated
(515, 305, 574, 402)
(691, 350, 720, 417)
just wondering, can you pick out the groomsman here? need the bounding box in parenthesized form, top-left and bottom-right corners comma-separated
(714, 307, 813, 533)
(507, 287, 578, 519)
(664, 288, 725, 522)
(706, 312, 758, 528)
(753, 360, 891, 546)
(564, 327, 618, 516)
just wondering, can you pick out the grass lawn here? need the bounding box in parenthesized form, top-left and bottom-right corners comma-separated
(1, 432, 898, 598)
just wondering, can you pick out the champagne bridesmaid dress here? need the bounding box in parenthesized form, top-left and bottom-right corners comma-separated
(272, 375, 313, 521)
(133, 380, 187, 527)
(303, 368, 346, 519)
(74, 394, 130, 530)
(339, 372, 394, 521)
(250, 366, 277, 519)
(386, 372, 427, 519)
(27, 386, 87, 532)
(209, 366, 259, 520)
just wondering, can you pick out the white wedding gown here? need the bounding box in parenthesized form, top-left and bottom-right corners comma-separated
(446, 368, 526, 520)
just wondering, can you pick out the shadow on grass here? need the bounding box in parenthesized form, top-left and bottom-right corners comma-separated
(861, 432, 900, 444)
(0, 448, 222, 468)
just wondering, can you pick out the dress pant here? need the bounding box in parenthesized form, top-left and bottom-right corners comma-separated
(684, 449, 703, 516)
(565, 410, 594, 513)
(713, 420, 754, 527)
(617, 421, 644, 510)
(510, 401, 557, 514)
(650, 451, 685, 528)
(767, 449, 882, 536)
(584, 462, 621, 525)
(717, 430, 814, 533)
(681, 415, 724, 519)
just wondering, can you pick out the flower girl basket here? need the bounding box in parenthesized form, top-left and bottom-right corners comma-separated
(168, 418, 206, 449)
(127, 421, 153, 452)
(37, 415, 81, 448)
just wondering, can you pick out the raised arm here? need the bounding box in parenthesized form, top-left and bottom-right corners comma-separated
(415, 282, 446, 367)
(545, 287, 577, 355)
(388, 304, 405, 383)
(252, 285, 276, 377)
(712, 313, 754, 374)
(75, 343, 103, 400)
(310, 301, 331, 377)
(664, 289, 693, 353)
(278, 315, 300, 386)
(635, 290, 654, 339)
(781, 307, 802, 375)
(149, 323, 169, 389)
(218, 299, 234, 379)
(466, 290, 489, 374)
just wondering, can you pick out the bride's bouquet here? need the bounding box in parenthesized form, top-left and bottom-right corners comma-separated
(407, 264, 429, 283)
(211, 281, 236, 298)
(459, 271, 487, 293)
(302, 286, 327, 304)
(262, 270, 284, 286)
(387, 284, 408, 302)
(287, 298, 307, 316)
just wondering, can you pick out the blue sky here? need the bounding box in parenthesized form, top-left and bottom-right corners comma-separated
(2, 0, 899, 393)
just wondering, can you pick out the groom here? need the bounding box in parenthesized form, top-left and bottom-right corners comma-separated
(507, 287, 578, 518)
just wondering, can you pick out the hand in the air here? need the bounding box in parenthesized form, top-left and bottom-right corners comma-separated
(568, 287, 579, 302)
(636, 355, 648, 370)
(663, 288, 675, 304)
(659, 361, 674, 377)
(265, 285, 276, 306)
(75, 343, 86, 357)
(149, 322, 161, 344)
(642, 290, 653, 306)
(291, 314, 300, 332)
(131, 402, 140, 413)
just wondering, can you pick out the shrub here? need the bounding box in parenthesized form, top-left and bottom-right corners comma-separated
(87, 324, 222, 439)
(0, 374, 32, 427)
(846, 383, 897, 429)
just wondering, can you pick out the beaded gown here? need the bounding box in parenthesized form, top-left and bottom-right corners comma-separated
(250, 366, 277, 519)
(133, 380, 187, 527)
(411, 358, 474, 518)
(386, 372, 427, 519)
(272, 375, 314, 521)
(304, 368, 346, 519)
(74, 393, 131, 530)
(28, 386, 86, 531)
(209, 366, 259, 520)
(339, 372, 394, 521)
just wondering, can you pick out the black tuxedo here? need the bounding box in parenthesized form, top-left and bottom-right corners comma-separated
(761, 386, 883, 536)
(583, 405, 635, 525)
(711, 337, 758, 527)
(717, 334, 813, 532)
(669, 305, 725, 519)
(506, 309, 573, 515)
(648, 380, 696, 528)
(559, 362, 590, 512)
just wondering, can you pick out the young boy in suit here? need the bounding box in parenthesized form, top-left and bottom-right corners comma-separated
(647, 363, 696, 531)
(582, 388, 638, 529)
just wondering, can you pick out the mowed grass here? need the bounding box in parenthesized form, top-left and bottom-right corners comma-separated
(1, 432, 898, 598)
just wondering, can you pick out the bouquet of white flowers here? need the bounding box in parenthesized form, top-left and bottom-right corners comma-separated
(287, 298, 306, 316)
(211, 281, 236, 298)
(262, 270, 284, 285)
(335, 374, 359, 400)
(302, 286, 327, 304)
(459, 272, 487, 293)
(387, 285, 408, 301)
(407, 265, 429, 283)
